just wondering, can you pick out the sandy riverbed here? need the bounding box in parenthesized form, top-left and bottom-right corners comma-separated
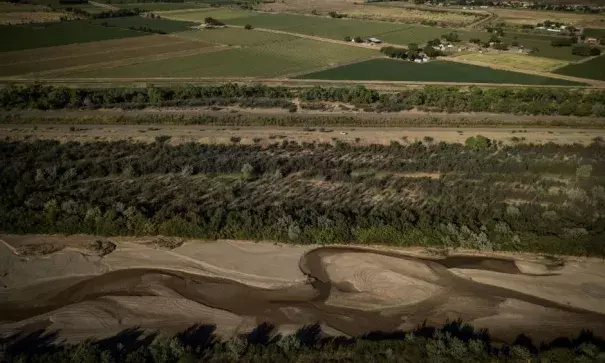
(1, 235, 605, 343)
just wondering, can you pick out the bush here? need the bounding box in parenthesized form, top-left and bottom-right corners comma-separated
(465, 135, 491, 149)
(344, 36, 352, 42)
(244, 24, 252, 30)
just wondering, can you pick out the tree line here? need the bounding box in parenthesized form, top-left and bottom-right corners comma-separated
(1, 138, 604, 257)
(2, 84, 604, 117)
(3, 320, 604, 362)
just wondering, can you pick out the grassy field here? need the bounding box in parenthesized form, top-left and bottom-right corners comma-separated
(297, 58, 584, 85)
(500, 34, 585, 61)
(175, 27, 296, 46)
(62, 37, 377, 78)
(554, 56, 605, 81)
(90, 16, 197, 33)
(163, 8, 411, 40)
(490, 8, 605, 28)
(583, 28, 605, 40)
(453, 53, 568, 72)
(117, 3, 207, 11)
(0, 35, 213, 77)
(378, 26, 489, 45)
(0, 20, 148, 52)
(0, 2, 48, 12)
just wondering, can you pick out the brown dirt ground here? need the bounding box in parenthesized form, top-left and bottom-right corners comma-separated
(2, 235, 605, 343)
(1, 123, 603, 146)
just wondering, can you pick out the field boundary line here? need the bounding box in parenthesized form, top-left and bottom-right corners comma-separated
(17, 45, 228, 79)
(442, 57, 604, 86)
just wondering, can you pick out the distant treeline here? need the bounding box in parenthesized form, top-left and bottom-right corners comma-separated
(1, 138, 604, 257)
(1, 84, 604, 117)
(3, 320, 605, 363)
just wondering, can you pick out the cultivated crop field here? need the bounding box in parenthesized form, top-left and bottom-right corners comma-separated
(554, 56, 605, 81)
(0, 35, 215, 77)
(163, 8, 410, 40)
(490, 7, 605, 28)
(349, 4, 484, 27)
(454, 53, 568, 72)
(583, 28, 605, 39)
(378, 26, 488, 45)
(175, 28, 297, 46)
(117, 3, 208, 11)
(0, 20, 147, 52)
(63, 37, 377, 78)
(90, 16, 197, 33)
(500, 34, 586, 61)
(297, 58, 583, 85)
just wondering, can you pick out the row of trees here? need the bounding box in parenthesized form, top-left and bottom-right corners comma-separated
(1, 84, 604, 117)
(4, 320, 604, 363)
(1, 138, 604, 256)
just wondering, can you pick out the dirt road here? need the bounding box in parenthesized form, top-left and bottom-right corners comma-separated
(2, 123, 603, 146)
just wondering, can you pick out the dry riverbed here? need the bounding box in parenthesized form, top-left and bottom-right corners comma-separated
(2, 235, 605, 344)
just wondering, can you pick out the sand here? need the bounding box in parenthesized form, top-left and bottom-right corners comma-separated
(2, 235, 605, 344)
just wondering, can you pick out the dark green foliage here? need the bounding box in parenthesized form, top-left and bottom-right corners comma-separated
(205, 17, 225, 26)
(442, 32, 460, 42)
(380, 46, 407, 59)
(551, 37, 575, 46)
(3, 84, 605, 117)
(244, 24, 253, 30)
(465, 135, 491, 149)
(572, 45, 602, 56)
(3, 321, 605, 362)
(1, 139, 605, 256)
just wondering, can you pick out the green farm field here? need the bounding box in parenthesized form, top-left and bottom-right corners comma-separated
(61, 38, 378, 78)
(175, 28, 296, 46)
(90, 16, 197, 33)
(0, 20, 147, 52)
(583, 28, 605, 39)
(0, 35, 213, 77)
(501, 35, 585, 61)
(163, 9, 411, 39)
(554, 56, 605, 81)
(297, 58, 584, 85)
(117, 3, 207, 11)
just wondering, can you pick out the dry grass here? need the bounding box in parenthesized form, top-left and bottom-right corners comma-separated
(0, 11, 66, 25)
(454, 52, 568, 72)
(491, 8, 605, 27)
(347, 6, 481, 27)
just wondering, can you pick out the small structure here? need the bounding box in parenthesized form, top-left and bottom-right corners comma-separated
(586, 37, 599, 45)
(368, 37, 382, 44)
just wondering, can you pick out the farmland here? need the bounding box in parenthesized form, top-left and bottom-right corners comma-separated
(116, 3, 208, 11)
(62, 38, 377, 78)
(297, 58, 583, 85)
(163, 8, 411, 40)
(554, 56, 605, 81)
(489, 7, 605, 28)
(583, 28, 605, 39)
(500, 34, 586, 61)
(344, 5, 483, 27)
(453, 53, 568, 72)
(0, 20, 147, 52)
(0, 35, 215, 77)
(175, 27, 297, 46)
(90, 16, 197, 33)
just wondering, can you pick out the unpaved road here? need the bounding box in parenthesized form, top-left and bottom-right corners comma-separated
(2, 123, 603, 146)
(2, 236, 605, 343)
